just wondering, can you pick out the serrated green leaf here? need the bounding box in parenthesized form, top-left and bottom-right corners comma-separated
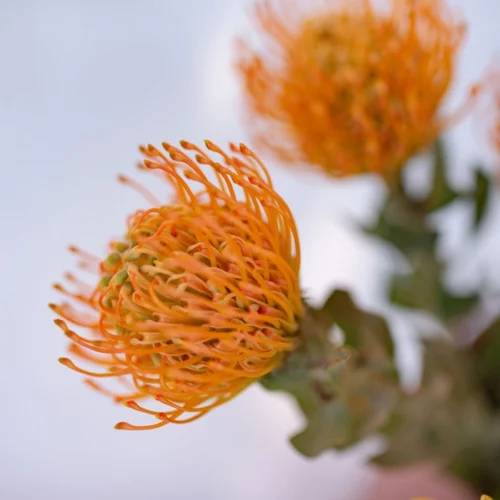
(317, 289, 395, 359)
(290, 361, 399, 457)
(261, 290, 399, 458)
(291, 402, 351, 456)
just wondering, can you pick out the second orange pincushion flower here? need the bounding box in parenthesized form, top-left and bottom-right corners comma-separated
(51, 140, 303, 430)
(237, 0, 476, 177)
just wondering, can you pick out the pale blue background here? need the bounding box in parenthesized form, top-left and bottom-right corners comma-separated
(1, 1, 500, 499)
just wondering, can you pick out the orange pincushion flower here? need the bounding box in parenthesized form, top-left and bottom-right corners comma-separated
(51, 140, 303, 430)
(237, 0, 478, 177)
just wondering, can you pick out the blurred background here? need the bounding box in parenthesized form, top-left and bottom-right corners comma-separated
(2, 1, 500, 499)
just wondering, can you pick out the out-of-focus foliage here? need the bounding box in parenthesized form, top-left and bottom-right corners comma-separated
(473, 317, 500, 409)
(373, 340, 488, 468)
(259, 135, 500, 495)
(365, 140, 490, 324)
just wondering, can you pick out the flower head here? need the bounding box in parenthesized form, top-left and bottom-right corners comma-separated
(237, 0, 478, 177)
(51, 140, 302, 430)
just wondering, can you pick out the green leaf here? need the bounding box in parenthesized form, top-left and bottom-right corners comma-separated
(319, 289, 395, 359)
(472, 167, 491, 230)
(472, 316, 500, 408)
(291, 402, 351, 456)
(262, 290, 399, 457)
(439, 289, 480, 321)
(389, 255, 480, 321)
(425, 139, 459, 212)
(420, 340, 477, 392)
(389, 256, 442, 315)
(364, 191, 437, 255)
(290, 359, 400, 456)
(374, 341, 487, 467)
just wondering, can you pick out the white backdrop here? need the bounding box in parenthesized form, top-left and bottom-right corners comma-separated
(1, 1, 500, 499)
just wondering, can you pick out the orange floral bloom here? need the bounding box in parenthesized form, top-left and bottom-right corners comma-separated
(51, 140, 303, 430)
(237, 0, 479, 177)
